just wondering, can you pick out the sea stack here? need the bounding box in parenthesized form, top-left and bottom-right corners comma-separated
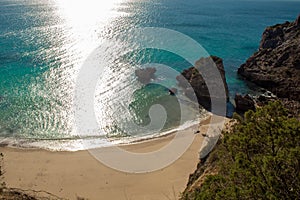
(177, 56, 229, 112)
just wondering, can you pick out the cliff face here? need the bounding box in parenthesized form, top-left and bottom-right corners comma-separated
(182, 16, 300, 200)
(238, 15, 300, 101)
(177, 56, 229, 112)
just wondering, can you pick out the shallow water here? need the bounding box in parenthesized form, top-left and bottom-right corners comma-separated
(0, 0, 299, 150)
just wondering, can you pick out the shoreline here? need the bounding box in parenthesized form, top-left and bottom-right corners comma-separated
(0, 115, 221, 200)
(0, 114, 210, 152)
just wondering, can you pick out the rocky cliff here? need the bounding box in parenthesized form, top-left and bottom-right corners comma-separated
(238, 15, 300, 101)
(181, 15, 300, 200)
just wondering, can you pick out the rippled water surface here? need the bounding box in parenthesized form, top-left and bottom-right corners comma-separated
(0, 0, 299, 150)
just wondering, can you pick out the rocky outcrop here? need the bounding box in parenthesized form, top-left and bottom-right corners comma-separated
(234, 94, 256, 112)
(177, 56, 229, 112)
(236, 90, 300, 117)
(255, 90, 277, 106)
(181, 16, 300, 200)
(238, 15, 300, 101)
(135, 67, 156, 84)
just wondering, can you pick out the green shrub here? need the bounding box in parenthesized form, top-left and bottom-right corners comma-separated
(188, 101, 300, 200)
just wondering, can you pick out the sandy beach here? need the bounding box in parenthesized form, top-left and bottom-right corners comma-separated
(0, 119, 217, 200)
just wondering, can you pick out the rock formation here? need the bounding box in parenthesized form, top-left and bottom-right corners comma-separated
(177, 56, 229, 112)
(181, 15, 300, 200)
(238, 15, 300, 101)
(135, 67, 156, 84)
(234, 94, 256, 112)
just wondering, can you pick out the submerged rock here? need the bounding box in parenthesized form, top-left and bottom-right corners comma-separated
(135, 67, 156, 84)
(238, 15, 300, 102)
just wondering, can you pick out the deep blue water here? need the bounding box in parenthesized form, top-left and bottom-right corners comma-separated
(0, 0, 299, 150)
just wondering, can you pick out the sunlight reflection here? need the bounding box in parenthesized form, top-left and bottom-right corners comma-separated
(41, 0, 128, 139)
(55, 0, 126, 55)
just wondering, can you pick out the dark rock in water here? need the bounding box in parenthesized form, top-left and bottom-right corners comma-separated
(177, 56, 229, 113)
(168, 88, 177, 96)
(238, 15, 300, 102)
(234, 94, 256, 112)
(135, 67, 156, 84)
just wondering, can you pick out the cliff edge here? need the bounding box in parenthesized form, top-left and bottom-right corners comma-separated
(238, 15, 300, 101)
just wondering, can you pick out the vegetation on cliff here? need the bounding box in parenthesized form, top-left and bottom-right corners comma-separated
(182, 101, 300, 200)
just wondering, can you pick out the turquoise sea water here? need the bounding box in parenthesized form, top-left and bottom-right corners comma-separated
(0, 0, 299, 150)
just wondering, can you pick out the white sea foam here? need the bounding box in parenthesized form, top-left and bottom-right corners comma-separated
(0, 112, 210, 151)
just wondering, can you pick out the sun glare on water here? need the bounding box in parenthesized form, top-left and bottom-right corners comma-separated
(39, 0, 128, 140)
(55, 0, 124, 26)
(54, 0, 126, 55)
